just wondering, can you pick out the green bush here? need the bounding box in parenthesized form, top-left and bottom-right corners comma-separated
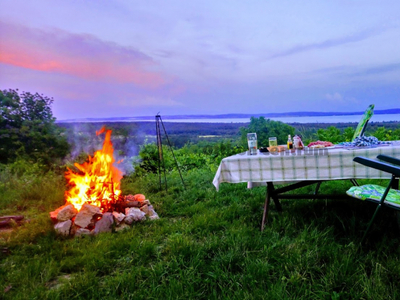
(372, 127, 400, 141)
(133, 140, 244, 177)
(240, 117, 295, 147)
(316, 126, 355, 143)
(315, 126, 400, 144)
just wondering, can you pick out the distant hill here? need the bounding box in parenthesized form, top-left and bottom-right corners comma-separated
(58, 108, 400, 122)
(158, 108, 400, 119)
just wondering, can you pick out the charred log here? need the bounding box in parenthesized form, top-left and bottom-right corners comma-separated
(0, 215, 24, 228)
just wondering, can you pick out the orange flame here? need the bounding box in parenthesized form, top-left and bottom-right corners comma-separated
(65, 127, 123, 212)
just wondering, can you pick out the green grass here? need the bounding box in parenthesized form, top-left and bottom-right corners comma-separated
(1, 165, 400, 299)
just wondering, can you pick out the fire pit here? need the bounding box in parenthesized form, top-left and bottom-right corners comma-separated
(50, 127, 158, 236)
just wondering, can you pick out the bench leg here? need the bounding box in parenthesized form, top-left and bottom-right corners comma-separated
(361, 204, 382, 244)
(350, 179, 359, 186)
(392, 178, 399, 189)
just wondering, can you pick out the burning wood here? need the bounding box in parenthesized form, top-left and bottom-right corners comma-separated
(50, 127, 159, 236)
(64, 127, 123, 212)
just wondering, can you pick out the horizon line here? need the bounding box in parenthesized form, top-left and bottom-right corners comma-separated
(56, 108, 400, 122)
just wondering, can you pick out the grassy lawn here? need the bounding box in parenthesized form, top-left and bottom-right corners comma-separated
(1, 164, 400, 299)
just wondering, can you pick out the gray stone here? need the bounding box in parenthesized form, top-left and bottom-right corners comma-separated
(144, 205, 158, 217)
(50, 204, 77, 222)
(149, 207, 159, 220)
(126, 200, 142, 208)
(93, 213, 114, 234)
(112, 211, 125, 225)
(124, 215, 134, 225)
(124, 207, 146, 224)
(56, 204, 78, 222)
(75, 228, 91, 236)
(140, 204, 150, 215)
(69, 223, 78, 236)
(74, 204, 102, 228)
(146, 205, 159, 220)
(54, 220, 72, 236)
(149, 213, 160, 220)
(140, 204, 159, 220)
(115, 223, 131, 232)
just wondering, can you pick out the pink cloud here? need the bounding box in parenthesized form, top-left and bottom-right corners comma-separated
(0, 21, 167, 88)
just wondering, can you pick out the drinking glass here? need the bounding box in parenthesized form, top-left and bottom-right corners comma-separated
(247, 133, 258, 155)
(269, 137, 278, 153)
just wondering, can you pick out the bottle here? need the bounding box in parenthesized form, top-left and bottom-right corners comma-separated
(287, 134, 293, 150)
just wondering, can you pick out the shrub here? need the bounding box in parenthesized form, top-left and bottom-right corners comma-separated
(316, 126, 355, 143)
(372, 127, 400, 141)
(316, 126, 400, 143)
(133, 140, 244, 177)
(240, 117, 295, 147)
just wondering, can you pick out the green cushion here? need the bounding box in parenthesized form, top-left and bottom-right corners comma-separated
(346, 184, 400, 205)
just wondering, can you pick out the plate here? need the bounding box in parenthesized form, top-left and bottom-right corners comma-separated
(267, 145, 287, 152)
(307, 145, 335, 149)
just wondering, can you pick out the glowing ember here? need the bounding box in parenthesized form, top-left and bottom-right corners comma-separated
(65, 127, 123, 212)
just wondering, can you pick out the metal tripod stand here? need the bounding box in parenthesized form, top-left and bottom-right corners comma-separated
(155, 114, 185, 191)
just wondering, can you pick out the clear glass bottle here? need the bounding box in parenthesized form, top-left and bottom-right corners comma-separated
(287, 134, 293, 149)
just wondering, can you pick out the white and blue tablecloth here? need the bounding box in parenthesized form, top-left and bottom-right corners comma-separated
(213, 145, 400, 191)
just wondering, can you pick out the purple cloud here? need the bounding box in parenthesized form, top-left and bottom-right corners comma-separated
(269, 26, 389, 59)
(0, 21, 168, 88)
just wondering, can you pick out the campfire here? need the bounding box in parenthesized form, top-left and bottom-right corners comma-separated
(50, 127, 158, 236)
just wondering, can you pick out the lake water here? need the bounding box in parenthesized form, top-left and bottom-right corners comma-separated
(119, 114, 400, 124)
(59, 113, 400, 124)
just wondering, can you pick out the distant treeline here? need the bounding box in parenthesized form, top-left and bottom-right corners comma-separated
(58, 108, 400, 122)
(57, 120, 400, 150)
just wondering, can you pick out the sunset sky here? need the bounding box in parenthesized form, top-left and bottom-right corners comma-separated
(0, 1, 399, 120)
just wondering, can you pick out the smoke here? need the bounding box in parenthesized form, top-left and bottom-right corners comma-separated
(63, 123, 141, 175)
(64, 123, 103, 159)
(111, 130, 139, 175)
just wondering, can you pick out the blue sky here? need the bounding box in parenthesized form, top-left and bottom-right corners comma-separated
(0, 0, 399, 120)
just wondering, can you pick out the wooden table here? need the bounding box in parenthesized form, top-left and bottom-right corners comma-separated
(213, 144, 400, 230)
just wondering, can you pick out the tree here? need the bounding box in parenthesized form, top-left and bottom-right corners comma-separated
(0, 89, 70, 164)
(240, 117, 295, 148)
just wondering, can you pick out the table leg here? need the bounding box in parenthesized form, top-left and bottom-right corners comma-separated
(314, 181, 322, 200)
(261, 189, 271, 231)
(261, 182, 283, 231)
(267, 182, 282, 212)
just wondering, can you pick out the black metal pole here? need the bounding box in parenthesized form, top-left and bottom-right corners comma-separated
(155, 115, 168, 191)
(159, 115, 186, 190)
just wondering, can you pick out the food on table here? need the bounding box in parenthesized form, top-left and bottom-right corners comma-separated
(277, 145, 286, 152)
(339, 135, 389, 147)
(307, 141, 334, 148)
(267, 145, 286, 152)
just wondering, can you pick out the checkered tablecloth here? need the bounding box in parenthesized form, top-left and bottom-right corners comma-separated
(213, 145, 400, 190)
